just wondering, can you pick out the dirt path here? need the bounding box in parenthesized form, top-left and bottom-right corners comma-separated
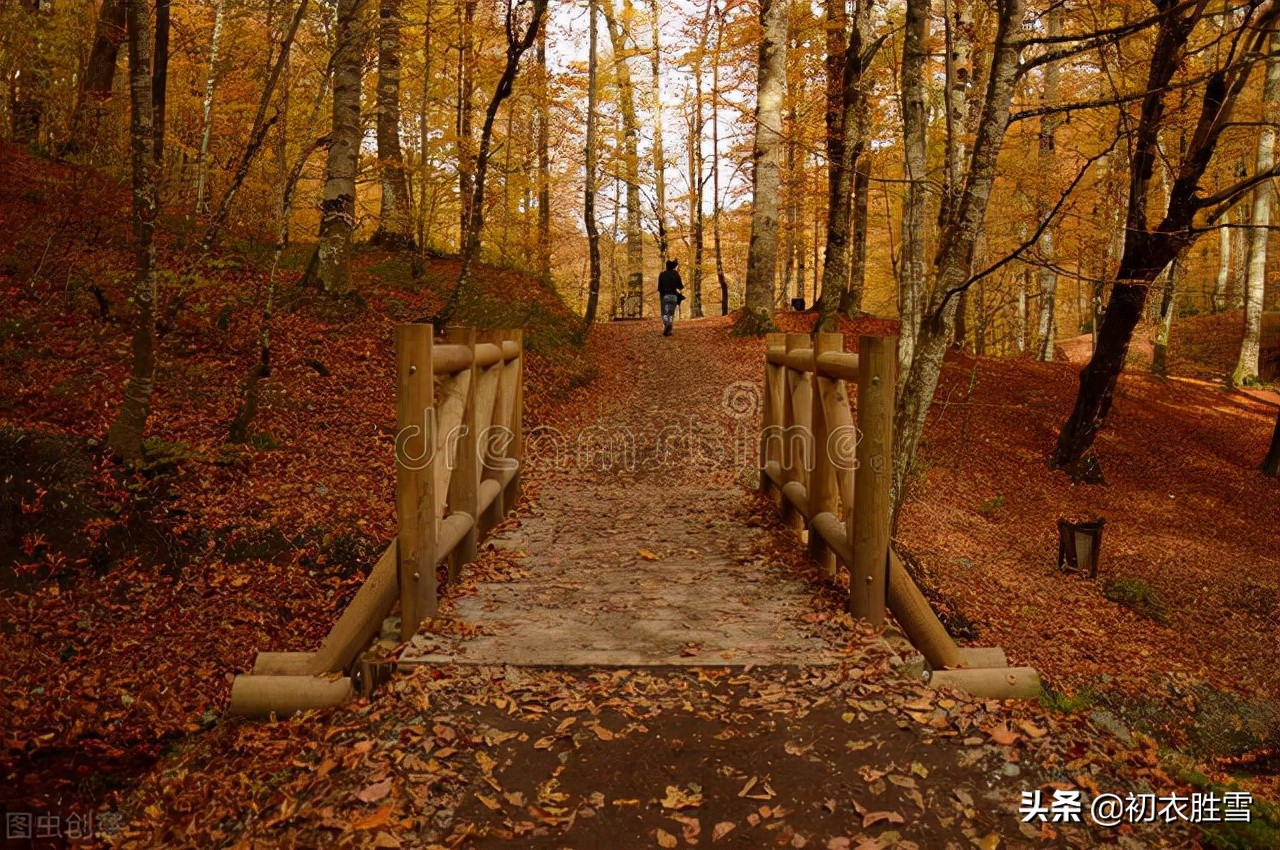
(116, 319, 1201, 849)
(404, 318, 846, 666)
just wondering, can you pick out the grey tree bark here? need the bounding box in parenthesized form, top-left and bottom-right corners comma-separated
(305, 0, 370, 294)
(1232, 28, 1279, 388)
(600, 0, 645, 316)
(897, 0, 928, 377)
(1034, 3, 1063, 361)
(892, 0, 1027, 511)
(107, 0, 159, 461)
(584, 0, 603, 326)
(735, 0, 788, 335)
(373, 0, 415, 248)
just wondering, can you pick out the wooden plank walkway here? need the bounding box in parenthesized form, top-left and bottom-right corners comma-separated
(400, 320, 854, 669)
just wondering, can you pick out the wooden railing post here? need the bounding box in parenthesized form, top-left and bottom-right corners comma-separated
(396, 324, 438, 640)
(761, 332, 786, 496)
(445, 326, 478, 584)
(850, 334, 896, 625)
(807, 332, 843, 578)
(505, 329, 524, 509)
(780, 333, 809, 531)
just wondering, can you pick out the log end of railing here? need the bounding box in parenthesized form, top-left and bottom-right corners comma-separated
(226, 673, 355, 719)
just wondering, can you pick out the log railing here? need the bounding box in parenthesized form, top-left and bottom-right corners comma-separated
(228, 326, 525, 717)
(762, 332, 1039, 699)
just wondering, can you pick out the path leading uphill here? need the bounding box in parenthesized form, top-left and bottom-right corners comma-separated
(119, 318, 1194, 849)
(403, 318, 849, 667)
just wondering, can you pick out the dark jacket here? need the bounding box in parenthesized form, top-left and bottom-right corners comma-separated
(658, 269, 684, 297)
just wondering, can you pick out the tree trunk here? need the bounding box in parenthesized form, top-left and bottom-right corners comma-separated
(152, 0, 170, 163)
(711, 0, 729, 316)
(897, 0, 928, 378)
(1262, 409, 1280, 477)
(1213, 222, 1230, 313)
(1034, 4, 1063, 361)
(734, 0, 787, 335)
(415, 0, 433, 252)
(69, 0, 127, 154)
(107, 0, 159, 462)
(373, 0, 414, 248)
(536, 27, 552, 279)
(1232, 29, 1278, 387)
(202, 0, 310, 250)
(892, 0, 1026, 511)
(458, 0, 476, 246)
(1151, 256, 1179, 377)
(601, 0, 645, 316)
(651, 0, 669, 264)
(842, 141, 870, 314)
(193, 0, 227, 215)
(1053, 5, 1280, 473)
(306, 0, 369, 294)
(584, 0, 602, 325)
(439, 0, 549, 324)
(688, 87, 705, 318)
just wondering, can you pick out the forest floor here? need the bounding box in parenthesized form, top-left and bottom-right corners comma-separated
(0, 143, 1276, 847)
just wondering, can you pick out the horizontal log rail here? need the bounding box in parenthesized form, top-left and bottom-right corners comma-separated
(229, 326, 525, 718)
(761, 332, 1039, 700)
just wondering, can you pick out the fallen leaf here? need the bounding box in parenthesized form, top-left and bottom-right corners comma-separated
(661, 784, 704, 810)
(475, 793, 502, 812)
(713, 822, 736, 841)
(826, 840, 852, 850)
(985, 723, 1020, 746)
(356, 779, 392, 804)
(656, 828, 679, 848)
(351, 804, 393, 830)
(639, 549, 661, 561)
(862, 811, 905, 828)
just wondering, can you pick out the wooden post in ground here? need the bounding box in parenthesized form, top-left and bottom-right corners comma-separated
(445, 326, 479, 584)
(807, 332, 843, 578)
(505, 329, 524, 510)
(761, 332, 786, 497)
(396, 324, 437, 640)
(850, 335, 896, 625)
(780, 333, 809, 531)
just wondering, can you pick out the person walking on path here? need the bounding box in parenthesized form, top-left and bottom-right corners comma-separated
(657, 259, 684, 336)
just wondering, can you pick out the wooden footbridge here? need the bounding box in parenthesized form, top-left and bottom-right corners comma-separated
(227, 325, 1037, 718)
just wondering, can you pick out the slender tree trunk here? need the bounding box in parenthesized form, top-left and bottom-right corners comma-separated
(584, 0, 602, 325)
(1015, 271, 1027, 353)
(897, 0, 928, 378)
(601, 0, 645, 316)
(194, 0, 227, 215)
(68, 0, 128, 154)
(842, 137, 870, 314)
(688, 90, 705, 318)
(1232, 29, 1279, 387)
(372, 0, 414, 247)
(1213, 222, 1231, 313)
(1262, 409, 1280, 476)
(152, 0, 170, 163)
(651, 0, 669, 262)
(1151, 256, 1179, 377)
(416, 0, 433, 252)
(458, 0, 477, 245)
(107, 0, 159, 462)
(735, 0, 788, 335)
(892, 0, 1026, 511)
(305, 0, 369, 294)
(711, 0, 729, 315)
(1033, 3, 1063, 361)
(202, 0, 310, 250)
(440, 0, 550, 323)
(536, 27, 552, 278)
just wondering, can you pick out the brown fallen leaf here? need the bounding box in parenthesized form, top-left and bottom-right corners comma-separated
(712, 822, 736, 841)
(826, 839, 852, 850)
(351, 804, 393, 831)
(661, 784, 704, 810)
(475, 792, 502, 812)
(986, 723, 1020, 746)
(656, 828, 679, 848)
(639, 549, 661, 561)
(862, 811, 905, 828)
(591, 722, 615, 741)
(356, 779, 392, 804)
(372, 832, 401, 849)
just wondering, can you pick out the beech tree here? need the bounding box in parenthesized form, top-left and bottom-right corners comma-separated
(372, 0, 414, 248)
(106, 0, 159, 461)
(1052, 1, 1280, 475)
(735, 0, 788, 335)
